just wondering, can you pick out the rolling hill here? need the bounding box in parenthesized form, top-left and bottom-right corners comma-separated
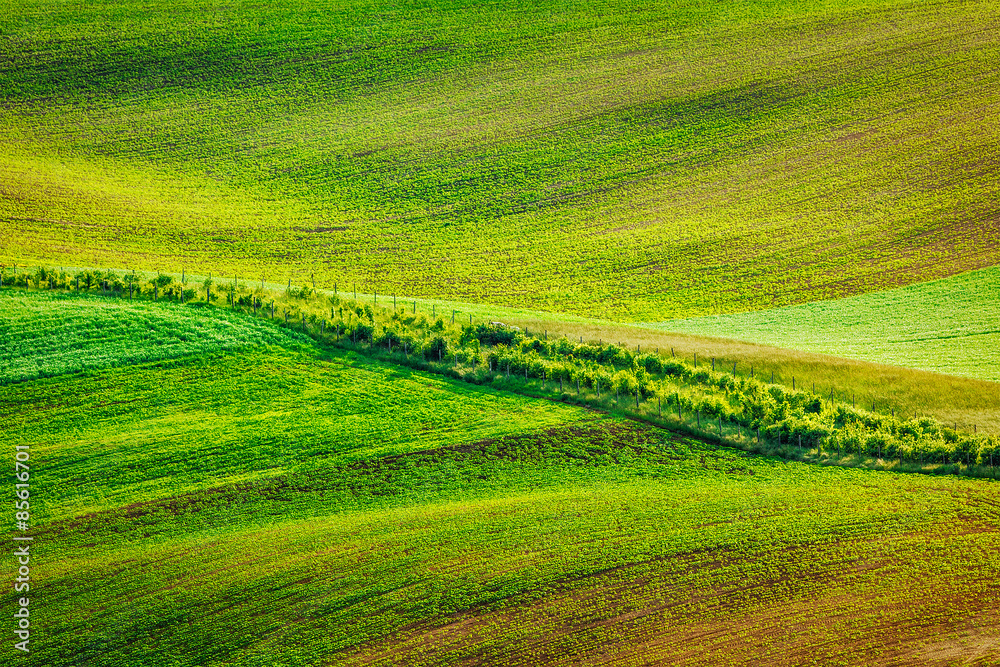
(3, 0, 1000, 319)
(4, 292, 1000, 666)
(5, 0, 1000, 664)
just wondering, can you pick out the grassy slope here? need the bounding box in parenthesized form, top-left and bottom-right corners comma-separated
(0, 290, 313, 382)
(652, 264, 1000, 382)
(14, 266, 999, 434)
(4, 346, 591, 522)
(12, 411, 1000, 666)
(3, 0, 1000, 319)
(4, 289, 1000, 665)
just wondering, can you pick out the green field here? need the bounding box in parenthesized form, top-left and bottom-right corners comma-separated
(6, 343, 1000, 665)
(5, 353, 592, 522)
(4, 0, 1000, 319)
(6, 0, 1000, 663)
(0, 290, 313, 383)
(652, 264, 1000, 383)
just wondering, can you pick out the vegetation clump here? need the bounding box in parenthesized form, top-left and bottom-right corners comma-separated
(6, 275, 994, 476)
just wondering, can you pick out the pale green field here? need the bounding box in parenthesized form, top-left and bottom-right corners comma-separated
(651, 265, 1000, 383)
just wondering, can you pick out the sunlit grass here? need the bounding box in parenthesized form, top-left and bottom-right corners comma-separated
(10, 417, 1000, 666)
(650, 264, 1000, 383)
(3, 0, 999, 319)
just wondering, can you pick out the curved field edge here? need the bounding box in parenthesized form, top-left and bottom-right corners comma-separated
(4, 286, 998, 475)
(3, 0, 1000, 319)
(6, 266, 999, 436)
(11, 419, 1000, 666)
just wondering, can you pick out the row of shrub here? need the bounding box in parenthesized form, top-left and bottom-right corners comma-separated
(318, 320, 1000, 468)
(7, 270, 998, 471)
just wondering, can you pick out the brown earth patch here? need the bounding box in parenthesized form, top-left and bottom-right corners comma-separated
(918, 631, 1000, 666)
